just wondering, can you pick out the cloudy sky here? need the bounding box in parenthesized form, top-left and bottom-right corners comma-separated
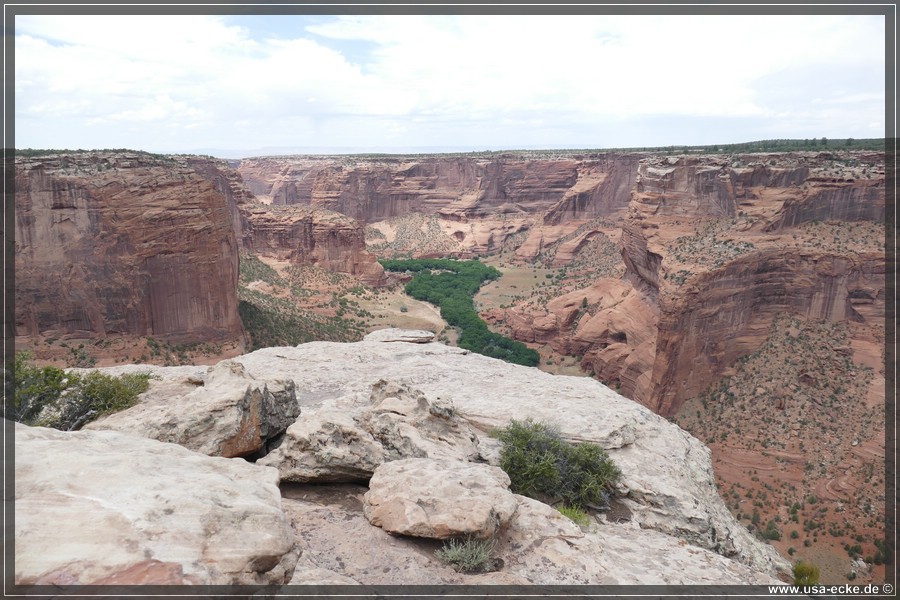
(14, 11, 887, 157)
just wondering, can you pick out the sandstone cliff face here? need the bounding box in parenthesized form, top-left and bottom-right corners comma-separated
(620, 153, 885, 415)
(238, 154, 641, 238)
(650, 250, 884, 415)
(629, 153, 883, 228)
(15, 152, 245, 345)
(185, 157, 258, 249)
(502, 152, 885, 416)
(241, 205, 386, 286)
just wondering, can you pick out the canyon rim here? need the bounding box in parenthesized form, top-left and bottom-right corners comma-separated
(11, 143, 889, 588)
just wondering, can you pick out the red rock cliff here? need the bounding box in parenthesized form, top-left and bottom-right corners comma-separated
(15, 152, 245, 345)
(502, 152, 884, 415)
(241, 205, 386, 286)
(238, 154, 642, 226)
(613, 153, 885, 414)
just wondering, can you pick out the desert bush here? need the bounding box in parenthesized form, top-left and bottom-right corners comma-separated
(792, 561, 820, 585)
(496, 419, 620, 509)
(10, 352, 151, 430)
(10, 352, 75, 423)
(434, 536, 497, 573)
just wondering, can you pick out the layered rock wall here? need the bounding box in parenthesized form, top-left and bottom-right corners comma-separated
(608, 153, 885, 414)
(650, 250, 885, 415)
(238, 154, 643, 226)
(14, 152, 245, 345)
(241, 205, 386, 286)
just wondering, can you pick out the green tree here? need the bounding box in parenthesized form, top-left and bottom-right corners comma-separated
(11, 352, 75, 423)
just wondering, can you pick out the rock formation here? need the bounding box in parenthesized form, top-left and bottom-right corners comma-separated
(501, 152, 885, 414)
(258, 379, 481, 482)
(83, 360, 300, 458)
(363, 458, 519, 539)
(77, 331, 791, 580)
(14, 422, 298, 585)
(14, 152, 246, 346)
(237, 154, 643, 255)
(241, 204, 385, 286)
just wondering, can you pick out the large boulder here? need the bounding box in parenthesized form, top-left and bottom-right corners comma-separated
(84, 360, 300, 458)
(258, 380, 481, 482)
(14, 422, 299, 585)
(363, 458, 519, 539)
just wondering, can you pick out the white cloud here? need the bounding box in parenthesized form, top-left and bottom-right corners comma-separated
(13, 13, 886, 153)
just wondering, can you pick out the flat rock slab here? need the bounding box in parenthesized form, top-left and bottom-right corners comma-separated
(364, 328, 435, 343)
(281, 484, 780, 586)
(14, 423, 298, 586)
(363, 458, 518, 539)
(498, 495, 783, 586)
(231, 337, 790, 577)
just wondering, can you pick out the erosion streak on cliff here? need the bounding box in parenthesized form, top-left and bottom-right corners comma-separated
(15, 153, 245, 345)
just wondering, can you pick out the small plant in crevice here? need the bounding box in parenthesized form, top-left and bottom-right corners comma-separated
(557, 504, 591, 526)
(792, 560, 820, 585)
(434, 536, 498, 574)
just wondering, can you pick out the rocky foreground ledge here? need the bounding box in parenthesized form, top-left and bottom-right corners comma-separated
(15, 330, 790, 586)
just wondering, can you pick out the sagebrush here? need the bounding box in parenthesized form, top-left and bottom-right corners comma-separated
(434, 536, 497, 573)
(496, 418, 620, 509)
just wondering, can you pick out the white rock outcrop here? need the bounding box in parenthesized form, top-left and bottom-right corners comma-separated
(363, 458, 519, 539)
(279, 483, 783, 585)
(42, 330, 792, 583)
(84, 360, 300, 458)
(500, 495, 781, 585)
(258, 380, 481, 481)
(232, 332, 790, 577)
(363, 328, 435, 343)
(14, 422, 299, 585)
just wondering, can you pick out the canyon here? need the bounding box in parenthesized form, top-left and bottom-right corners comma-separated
(13, 146, 888, 584)
(234, 149, 888, 584)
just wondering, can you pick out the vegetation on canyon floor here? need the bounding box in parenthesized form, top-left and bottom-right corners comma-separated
(674, 313, 884, 578)
(238, 254, 371, 350)
(380, 258, 541, 367)
(9, 352, 151, 430)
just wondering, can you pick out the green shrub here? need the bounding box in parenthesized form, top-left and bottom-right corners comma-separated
(496, 419, 620, 509)
(10, 352, 76, 423)
(793, 561, 820, 585)
(558, 505, 591, 526)
(434, 536, 497, 573)
(761, 520, 782, 541)
(11, 352, 151, 430)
